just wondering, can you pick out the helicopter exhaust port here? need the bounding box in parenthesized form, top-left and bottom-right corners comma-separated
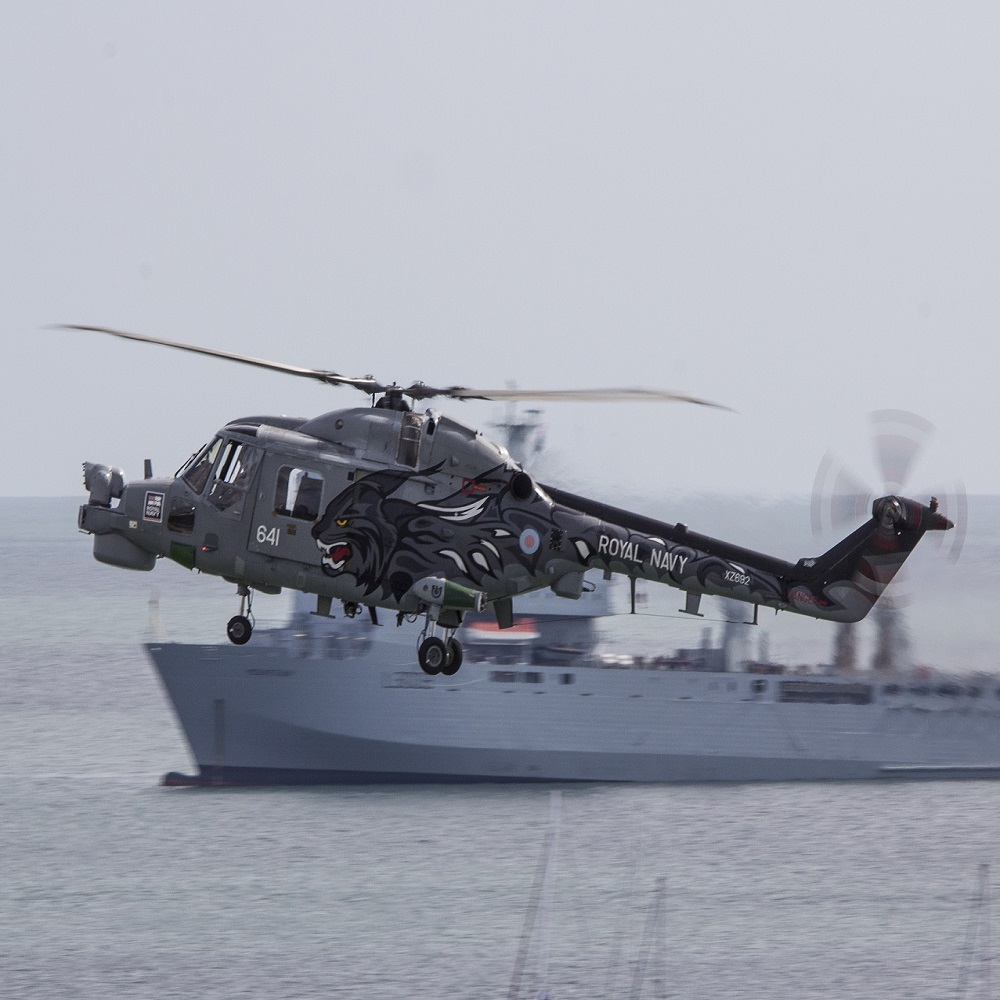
(510, 471, 534, 501)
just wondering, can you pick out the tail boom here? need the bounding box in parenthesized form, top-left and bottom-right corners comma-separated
(543, 487, 951, 625)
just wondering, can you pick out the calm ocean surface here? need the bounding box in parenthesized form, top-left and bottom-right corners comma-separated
(2, 497, 999, 999)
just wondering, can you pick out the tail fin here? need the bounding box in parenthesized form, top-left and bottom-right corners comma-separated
(786, 496, 952, 623)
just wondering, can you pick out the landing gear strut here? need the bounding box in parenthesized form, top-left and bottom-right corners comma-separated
(417, 606, 464, 676)
(227, 586, 255, 645)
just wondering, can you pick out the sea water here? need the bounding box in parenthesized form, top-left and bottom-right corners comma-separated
(2, 496, 999, 999)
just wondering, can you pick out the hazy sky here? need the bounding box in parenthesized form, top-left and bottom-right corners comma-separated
(4, 3, 998, 506)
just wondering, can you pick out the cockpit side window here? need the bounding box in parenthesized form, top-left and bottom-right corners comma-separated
(180, 437, 223, 495)
(167, 497, 196, 535)
(207, 440, 262, 511)
(274, 467, 323, 520)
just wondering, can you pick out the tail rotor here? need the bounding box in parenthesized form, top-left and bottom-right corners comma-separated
(811, 410, 965, 672)
(811, 410, 966, 569)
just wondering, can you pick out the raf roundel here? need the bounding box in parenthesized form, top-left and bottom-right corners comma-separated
(519, 527, 541, 555)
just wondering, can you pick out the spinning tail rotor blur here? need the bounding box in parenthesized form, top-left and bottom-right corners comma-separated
(811, 409, 967, 568)
(811, 410, 965, 672)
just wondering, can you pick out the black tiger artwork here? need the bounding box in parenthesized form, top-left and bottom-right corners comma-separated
(311, 464, 565, 603)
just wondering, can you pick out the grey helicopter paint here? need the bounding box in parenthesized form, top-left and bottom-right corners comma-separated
(69, 324, 955, 675)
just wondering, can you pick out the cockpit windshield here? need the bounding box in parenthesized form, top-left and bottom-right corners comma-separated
(178, 436, 223, 494)
(207, 439, 262, 511)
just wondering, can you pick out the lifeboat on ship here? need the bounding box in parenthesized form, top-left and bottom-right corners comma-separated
(462, 616, 540, 663)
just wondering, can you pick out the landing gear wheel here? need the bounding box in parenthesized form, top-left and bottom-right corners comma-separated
(418, 636, 447, 675)
(226, 615, 253, 645)
(441, 638, 463, 676)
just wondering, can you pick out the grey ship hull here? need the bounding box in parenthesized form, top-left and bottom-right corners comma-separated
(148, 626, 1000, 785)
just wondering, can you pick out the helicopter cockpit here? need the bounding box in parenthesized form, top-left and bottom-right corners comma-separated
(176, 435, 263, 511)
(177, 437, 221, 494)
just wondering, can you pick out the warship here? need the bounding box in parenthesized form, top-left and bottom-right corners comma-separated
(150, 582, 1000, 785)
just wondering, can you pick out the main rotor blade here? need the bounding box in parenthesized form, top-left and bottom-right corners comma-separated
(59, 325, 729, 410)
(410, 384, 733, 409)
(57, 324, 384, 395)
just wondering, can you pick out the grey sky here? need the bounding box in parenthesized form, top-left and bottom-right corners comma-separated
(3, 3, 998, 501)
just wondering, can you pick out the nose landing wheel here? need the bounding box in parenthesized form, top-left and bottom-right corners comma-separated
(227, 585, 255, 645)
(227, 615, 253, 645)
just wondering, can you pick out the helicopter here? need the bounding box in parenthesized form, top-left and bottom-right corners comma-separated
(69, 324, 954, 676)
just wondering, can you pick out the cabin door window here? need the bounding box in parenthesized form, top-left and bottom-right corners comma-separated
(274, 467, 324, 521)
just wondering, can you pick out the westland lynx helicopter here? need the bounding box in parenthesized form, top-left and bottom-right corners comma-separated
(69, 325, 953, 676)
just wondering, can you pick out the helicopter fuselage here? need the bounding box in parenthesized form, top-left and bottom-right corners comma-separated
(79, 404, 952, 660)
